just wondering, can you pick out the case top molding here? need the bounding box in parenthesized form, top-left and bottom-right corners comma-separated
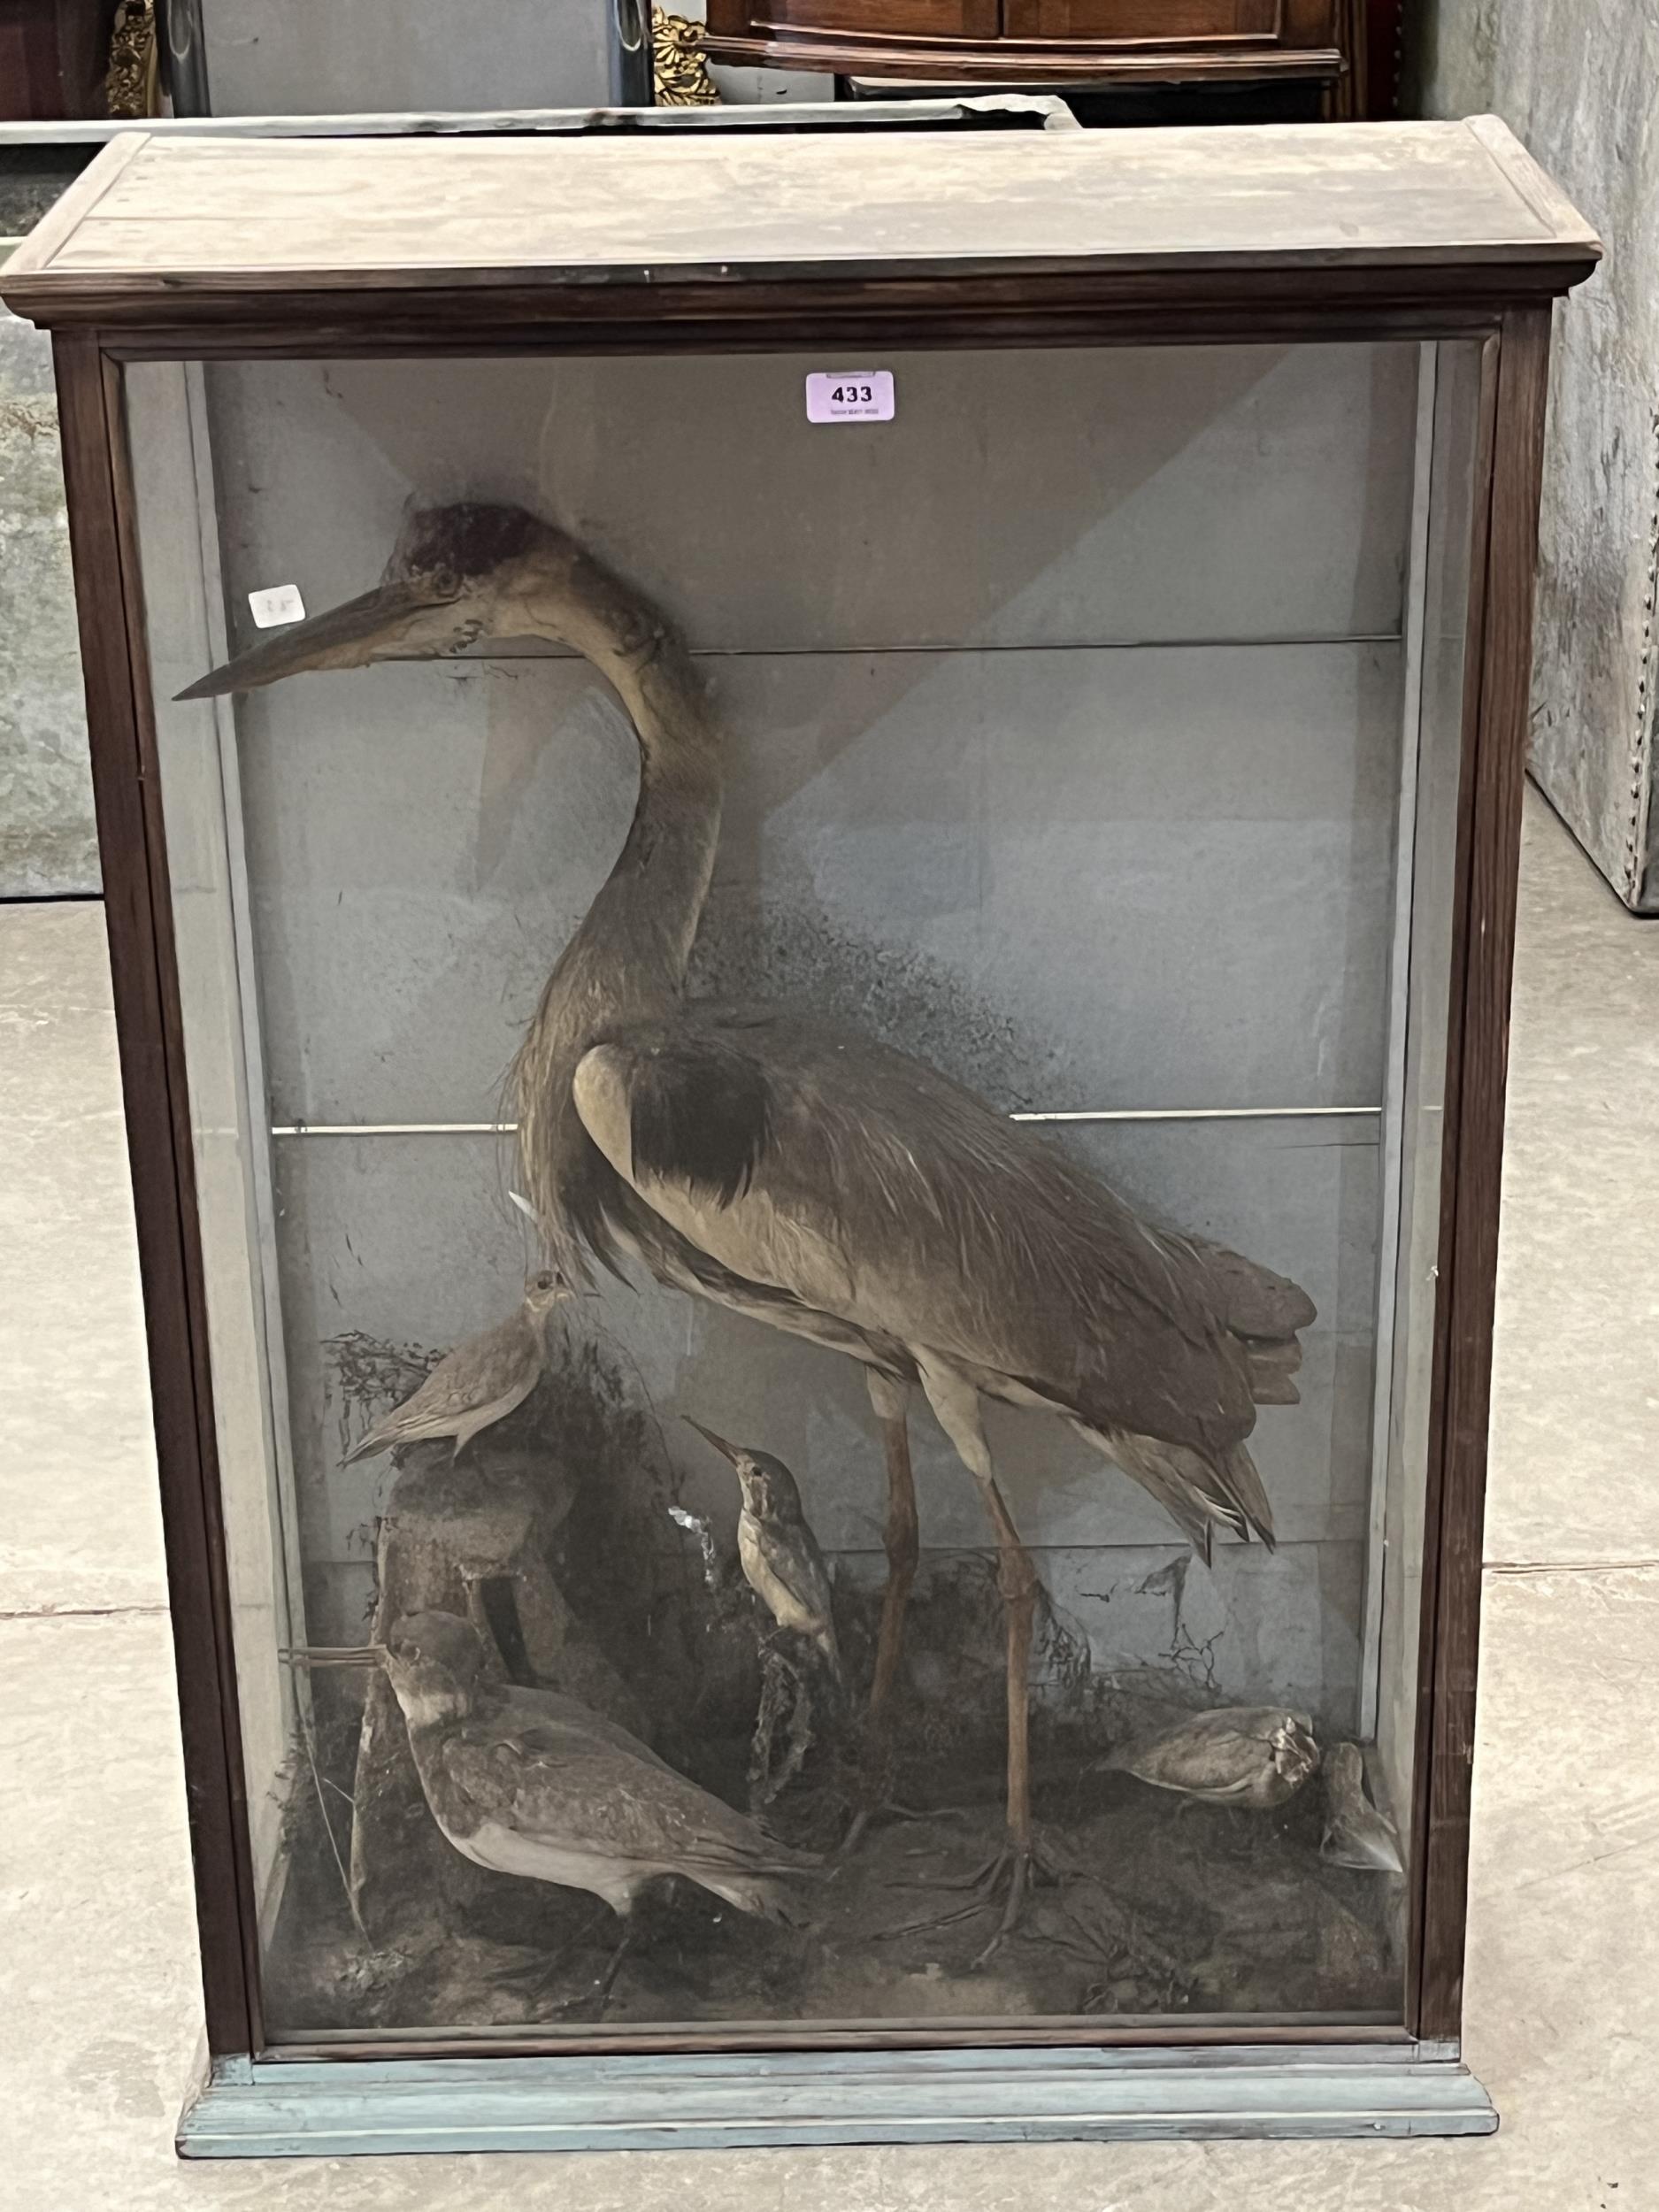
(2, 116, 1597, 335)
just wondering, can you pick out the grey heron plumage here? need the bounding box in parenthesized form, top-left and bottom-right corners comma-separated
(184, 500, 1316, 1938)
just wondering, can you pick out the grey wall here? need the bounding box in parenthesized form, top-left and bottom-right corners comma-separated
(191, 0, 629, 111)
(1412, 1, 1659, 908)
(0, 266, 98, 897)
(188, 0, 830, 116)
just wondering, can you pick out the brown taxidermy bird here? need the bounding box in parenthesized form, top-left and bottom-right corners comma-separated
(183, 503, 1316, 1939)
(342, 1271, 567, 1465)
(1320, 1741, 1404, 1872)
(1104, 1705, 1321, 1810)
(303, 1609, 819, 1924)
(685, 1419, 841, 1681)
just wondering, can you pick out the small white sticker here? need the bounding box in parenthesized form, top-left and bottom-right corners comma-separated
(249, 584, 306, 628)
(805, 370, 895, 424)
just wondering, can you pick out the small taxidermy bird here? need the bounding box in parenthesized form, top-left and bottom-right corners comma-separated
(342, 1271, 567, 1465)
(1320, 1742, 1404, 1873)
(1103, 1705, 1321, 1810)
(301, 1610, 820, 1924)
(686, 1419, 841, 1682)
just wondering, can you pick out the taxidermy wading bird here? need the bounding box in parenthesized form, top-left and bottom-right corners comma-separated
(341, 1270, 568, 1464)
(686, 1418, 841, 1681)
(1103, 1705, 1321, 1812)
(183, 502, 1316, 1947)
(299, 1610, 819, 1998)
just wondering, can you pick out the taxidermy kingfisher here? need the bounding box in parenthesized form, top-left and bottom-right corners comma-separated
(685, 1418, 841, 1682)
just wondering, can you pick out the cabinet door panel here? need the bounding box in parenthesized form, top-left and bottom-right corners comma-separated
(1002, 0, 1293, 47)
(749, 0, 1000, 41)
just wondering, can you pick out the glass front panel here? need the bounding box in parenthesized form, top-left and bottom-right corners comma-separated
(129, 336, 1478, 2043)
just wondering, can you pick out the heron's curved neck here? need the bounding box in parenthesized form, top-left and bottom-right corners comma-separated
(555, 598, 723, 1018)
(510, 546, 726, 1257)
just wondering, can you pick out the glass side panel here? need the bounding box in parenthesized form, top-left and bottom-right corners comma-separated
(128, 337, 1479, 2043)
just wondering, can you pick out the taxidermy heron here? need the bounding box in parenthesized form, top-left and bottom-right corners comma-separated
(183, 503, 1316, 1945)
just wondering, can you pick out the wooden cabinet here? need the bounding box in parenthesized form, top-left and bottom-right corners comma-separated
(0, 0, 120, 119)
(1002, 0, 1286, 40)
(703, 0, 1345, 87)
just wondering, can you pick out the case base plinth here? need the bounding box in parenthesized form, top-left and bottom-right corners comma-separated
(179, 2042, 1497, 2157)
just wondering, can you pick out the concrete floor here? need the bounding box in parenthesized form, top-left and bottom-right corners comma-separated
(1, 786, 1654, 2208)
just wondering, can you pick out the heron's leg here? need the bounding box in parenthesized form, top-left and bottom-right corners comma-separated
(841, 1372, 916, 1850)
(916, 1356, 1045, 1958)
(865, 1371, 918, 1720)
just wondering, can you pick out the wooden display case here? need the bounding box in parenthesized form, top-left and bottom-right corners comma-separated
(0, 112, 1595, 2157)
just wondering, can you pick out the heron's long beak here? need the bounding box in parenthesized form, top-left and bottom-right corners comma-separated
(683, 1417, 741, 1466)
(280, 1644, 385, 1669)
(175, 579, 449, 701)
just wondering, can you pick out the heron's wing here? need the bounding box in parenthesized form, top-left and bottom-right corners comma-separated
(572, 1007, 1312, 1457)
(1173, 1238, 1313, 1404)
(342, 1311, 538, 1461)
(441, 1714, 815, 1876)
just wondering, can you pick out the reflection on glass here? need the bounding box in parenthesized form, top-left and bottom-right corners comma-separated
(131, 340, 1474, 2041)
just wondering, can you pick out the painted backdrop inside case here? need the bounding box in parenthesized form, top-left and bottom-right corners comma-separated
(134, 337, 1470, 2041)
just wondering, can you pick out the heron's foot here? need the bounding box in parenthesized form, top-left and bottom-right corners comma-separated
(874, 1831, 1069, 1959)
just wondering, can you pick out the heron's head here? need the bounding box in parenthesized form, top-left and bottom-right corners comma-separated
(382, 1609, 495, 1726)
(176, 502, 587, 700)
(684, 1418, 803, 1523)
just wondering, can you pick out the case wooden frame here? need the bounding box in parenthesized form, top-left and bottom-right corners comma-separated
(2, 115, 1595, 2153)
